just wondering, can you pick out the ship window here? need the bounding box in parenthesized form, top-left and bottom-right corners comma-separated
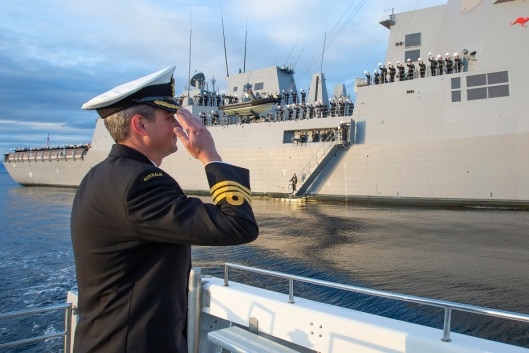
(467, 87, 487, 100)
(488, 84, 509, 98)
(233, 87, 238, 93)
(451, 90, 462, 102)
(451, 77, 461, 89)
(405, 33, 421, 47)
(405, 49, 420, 62)
(283, 130, 295, 144)
(466, 74, 487, 87)
(254, 82, 264, 90)
(487, 71, 508, 85)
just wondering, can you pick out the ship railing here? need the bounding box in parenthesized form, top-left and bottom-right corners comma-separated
(357, 62, 471, 87)
(274, 104, 352, 121)
(222, 262, 529, 344)
(4, 147, 88, 162)
(0, 302, 74, 351)
(193, 100, 353, 126)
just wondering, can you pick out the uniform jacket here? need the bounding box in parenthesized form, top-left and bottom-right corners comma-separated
(71, 144, 258, 353)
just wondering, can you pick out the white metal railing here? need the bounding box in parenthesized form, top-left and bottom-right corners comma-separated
(358, 61, 469, 87)
(222, 262, 529, 343)
(0, 303, 74, 351)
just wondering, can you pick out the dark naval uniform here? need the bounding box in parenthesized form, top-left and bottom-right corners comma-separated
(71, 144, 258, 353)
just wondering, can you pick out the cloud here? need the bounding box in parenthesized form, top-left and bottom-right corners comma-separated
(0, 0, 446, 154)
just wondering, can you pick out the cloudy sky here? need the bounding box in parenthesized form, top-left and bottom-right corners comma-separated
(0, 0, 446, 154)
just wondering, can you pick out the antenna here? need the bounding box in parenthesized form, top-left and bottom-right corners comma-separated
(243, 20, 248, 73)
(187, 15, 192, 104)
(320, 31, 327, 73)
(220, 2, 229, 77)
(293, 46, 304, 70)
(283, 42, 297, 68)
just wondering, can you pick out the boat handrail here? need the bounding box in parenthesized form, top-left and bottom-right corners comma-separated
(222, 262, 529, 343)
(0, 302, 73, 351)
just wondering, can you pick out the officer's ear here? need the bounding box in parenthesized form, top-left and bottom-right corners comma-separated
(130, 114, 149, 136)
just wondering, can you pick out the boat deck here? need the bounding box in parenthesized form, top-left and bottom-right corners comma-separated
(2, 263, 529, 352)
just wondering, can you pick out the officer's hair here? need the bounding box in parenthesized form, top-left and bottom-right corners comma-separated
(104, 105, 156, 143)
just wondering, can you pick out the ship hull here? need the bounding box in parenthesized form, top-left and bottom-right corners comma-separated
(6, 133, 527, 207)
(3, 152, 103, 187)
(168, 119, 529, 207)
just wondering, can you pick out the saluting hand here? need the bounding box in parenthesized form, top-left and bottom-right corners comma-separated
(173, 108, 222, 164)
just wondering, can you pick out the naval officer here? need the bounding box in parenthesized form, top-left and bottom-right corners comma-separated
(70, 66, 259, 353)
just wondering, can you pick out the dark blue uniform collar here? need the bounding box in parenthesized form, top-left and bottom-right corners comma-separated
(109, 144, 154, 165)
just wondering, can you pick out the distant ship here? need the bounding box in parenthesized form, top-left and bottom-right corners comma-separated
(4, 0, 529, 208)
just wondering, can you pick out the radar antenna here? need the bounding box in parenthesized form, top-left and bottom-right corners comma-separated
(190, 72, 205, 88)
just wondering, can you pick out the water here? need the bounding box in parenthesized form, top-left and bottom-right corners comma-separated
(1, 165, 528, 351)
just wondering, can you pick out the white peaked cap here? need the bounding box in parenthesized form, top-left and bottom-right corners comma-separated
(82, 66, 179, 118)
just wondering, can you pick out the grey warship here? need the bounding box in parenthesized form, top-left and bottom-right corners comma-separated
(4, 0, 529, 208)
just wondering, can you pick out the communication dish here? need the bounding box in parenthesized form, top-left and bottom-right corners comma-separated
(190, 72, 205, 88)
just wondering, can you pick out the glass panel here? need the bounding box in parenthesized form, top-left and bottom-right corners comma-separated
(405, 33, 421, 47)
(451, 90, 462, 102)
(467, 87, 487, 100)
(466, 74, 487, 87)
(405, 49, 420, 62)
(487, 71, 508, 85)
(451, 77, 461, 89)
(488, 84, 509, 98)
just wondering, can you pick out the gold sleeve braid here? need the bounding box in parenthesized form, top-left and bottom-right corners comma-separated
(210, 180, 252, 206)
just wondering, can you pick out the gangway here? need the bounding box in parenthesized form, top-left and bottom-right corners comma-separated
(294, 129, 350, 197)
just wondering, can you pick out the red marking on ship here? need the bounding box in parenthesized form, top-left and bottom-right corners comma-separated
(511, 17, 529, 27)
